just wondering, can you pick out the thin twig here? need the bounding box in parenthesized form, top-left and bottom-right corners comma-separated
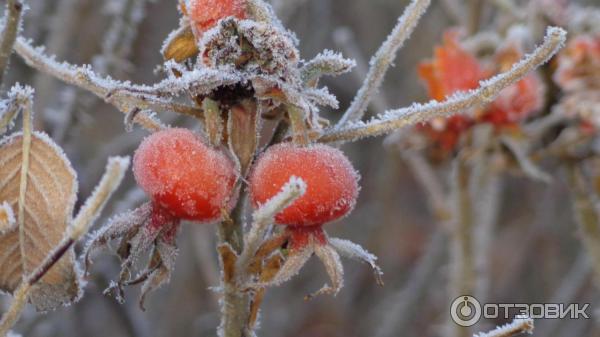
(319, 27, 566, 144)
(0, 157, 130, 336)
(335, 0, 431, 128)
(448, 159, 475, 337)
(0, 0, 23, 85)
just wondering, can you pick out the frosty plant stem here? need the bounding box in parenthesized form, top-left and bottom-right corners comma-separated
(335, 0, 431, 128)
(0, 157, 129, 337)
(0, 0, 23, 85)
(321, 27, 566, 144)
(217, 178, 306, 337)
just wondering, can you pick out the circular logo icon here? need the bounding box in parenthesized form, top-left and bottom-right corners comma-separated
(451, 295, 482, 327)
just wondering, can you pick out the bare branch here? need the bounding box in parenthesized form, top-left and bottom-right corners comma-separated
(335, 0, 431, 128)
(320, 27, 567, 144)
(0, 0, 23, 85)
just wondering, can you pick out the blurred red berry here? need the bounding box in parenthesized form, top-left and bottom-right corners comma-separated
(133, 128, 237, 223)
(416, 31, 484, 151)
(418, 31, 486, 102)
(554, 34, 600, 91)
(249, 143, 359, 228)
(188, 0, 246, 36)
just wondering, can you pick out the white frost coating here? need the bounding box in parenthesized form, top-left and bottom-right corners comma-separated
(321, 27, 567, 144)
(237, 177, 307, 271)
(0, 201, 16, 235)
(335, 0, 432, 128)
(253, 176, 306, 224)
(474, 316, 534, 337)
(0, 84, 35, 134)
(301, 49, 356, 80)
(71, 156, 130, 237)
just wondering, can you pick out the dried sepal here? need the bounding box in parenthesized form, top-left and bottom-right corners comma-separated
(138, 238, 179, 311)
(244, 243, 312, 291)
(86, 202, 181, 306)
(328, 237, 384, 286)
(248, 253, 283, 328)
(84, 203, 152, 273)
(309, 243, 344, 299)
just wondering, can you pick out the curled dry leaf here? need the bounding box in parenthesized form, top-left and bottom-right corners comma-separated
(0, 131, 80, 311)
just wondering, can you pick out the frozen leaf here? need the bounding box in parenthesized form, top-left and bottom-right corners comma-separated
(0, 131, 80, 311)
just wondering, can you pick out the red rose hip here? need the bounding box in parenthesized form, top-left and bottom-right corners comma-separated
(133, 128, 237, 222)
(188, 0, 246, 36)
(249, 143, 359, 227)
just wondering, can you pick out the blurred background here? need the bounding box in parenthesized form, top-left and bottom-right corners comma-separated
(1, 0, 600, 336)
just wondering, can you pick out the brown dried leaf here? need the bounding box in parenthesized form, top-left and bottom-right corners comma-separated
(0, 132, 80, 311)
(228, 100, 259, 175)
(162, 25, 199, 63)
(248, 253, 283, 328)
(218, 243, 238, 284)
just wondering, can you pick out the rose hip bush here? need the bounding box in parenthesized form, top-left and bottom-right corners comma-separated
(7, 0, 600, 336)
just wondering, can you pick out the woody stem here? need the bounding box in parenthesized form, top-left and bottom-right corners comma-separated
(218, 193, 253, 337)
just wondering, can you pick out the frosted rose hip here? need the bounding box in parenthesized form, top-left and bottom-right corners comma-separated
(133, 128, 237, 222)
(249, 144, 359, 227)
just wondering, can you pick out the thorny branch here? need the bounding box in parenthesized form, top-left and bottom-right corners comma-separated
(320, 27, 566, 144)
(0, 157, 130, 337)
